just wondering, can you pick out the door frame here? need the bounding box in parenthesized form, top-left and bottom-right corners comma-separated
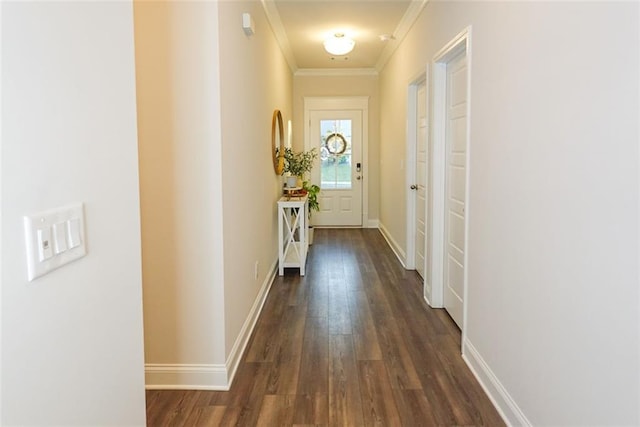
(405, 71, 427, 272)
(430, 27, 472, 337)
(304, 97, 369, 227)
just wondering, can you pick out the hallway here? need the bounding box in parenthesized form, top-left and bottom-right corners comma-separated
(146, 228, 504, 426)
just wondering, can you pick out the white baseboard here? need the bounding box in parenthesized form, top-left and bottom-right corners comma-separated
(423, 294, 432, 307)
(145, 364, 229, 390)
(367, 219, 379, 228)
(225, 258, 278, 386)
(462, 338, 531, 427)
(378, 221, 406, 267)
(145, 258, 279, 390)
(423, 282, 441, 308)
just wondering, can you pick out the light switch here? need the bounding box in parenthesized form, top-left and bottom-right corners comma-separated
(37, 227, 53, 261)
(24, 202, 86, 281)
(53, 222, 68, 254)
(67, 218, 81, 248)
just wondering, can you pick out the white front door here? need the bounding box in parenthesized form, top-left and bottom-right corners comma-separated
(443, 50, 468, 329)
(414, 82, 428, 278)
(308, 110, 363, 226)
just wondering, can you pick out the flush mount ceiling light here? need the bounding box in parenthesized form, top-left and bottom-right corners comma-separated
(323, 33, 355, 56)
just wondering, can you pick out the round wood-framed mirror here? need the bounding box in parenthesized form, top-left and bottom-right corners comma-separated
(272, 110, 285, 175)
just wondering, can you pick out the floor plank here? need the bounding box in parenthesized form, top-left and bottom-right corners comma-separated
(392, 388, 440, 426)
(358, 360, 402, 426)
(256, 395, 296, 426)
(328, 334, 364, 425)
(292, 393, 328, 425)
(265, 304, 307, 395)
(347, 290, 383, 360)
(297, 315, 329, 396)
(146, 228, 505, 426)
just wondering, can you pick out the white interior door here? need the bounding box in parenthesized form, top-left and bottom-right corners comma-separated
(414, 82, 428, 278)
(309, 110, 362, 226)
(443, 50, 467, 329)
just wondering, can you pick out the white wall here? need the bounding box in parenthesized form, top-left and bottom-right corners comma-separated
(135, 0, 292, 388)
(379, 1, 639, 425)
(134, 0, 226, 382)
(217, 0, 293, 360)
(293, 74, 380, 223)
(2, 1, 146, 425)
(1, 2, 4, 420)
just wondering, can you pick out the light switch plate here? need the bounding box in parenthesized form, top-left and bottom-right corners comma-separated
(24, 202, 87, 281)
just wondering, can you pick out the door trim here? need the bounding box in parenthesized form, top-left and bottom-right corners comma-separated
(304, 97, 369, 227)
(430, 27, 472, 340)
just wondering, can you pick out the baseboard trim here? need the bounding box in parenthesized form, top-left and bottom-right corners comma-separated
(367, 219, 379, 228)
(145, 364, 228, 390)
(145, 258, 279, 390)
(462, 338, 531, 427)
(225, 258, 278, 386)
(378, 222, 406, 267)
(423, 294, 432, 307)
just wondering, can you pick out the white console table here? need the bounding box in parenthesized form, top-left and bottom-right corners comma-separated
(278, 194, 308, 276)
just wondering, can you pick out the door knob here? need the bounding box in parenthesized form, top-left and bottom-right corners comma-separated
(356, 176, 361, 180)
(410, 184, 418, 190)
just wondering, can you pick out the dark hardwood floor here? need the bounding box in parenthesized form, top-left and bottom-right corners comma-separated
(146, 228, 504, 426)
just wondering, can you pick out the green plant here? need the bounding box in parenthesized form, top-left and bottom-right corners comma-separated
(283, 147, 318, 178)
(302, 180, 320, 217)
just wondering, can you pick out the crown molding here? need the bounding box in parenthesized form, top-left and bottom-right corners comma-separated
(295, 68, 379, 77)
(262, 0, 428, 75)
(261, 0, 298, 73)
(375, 0, 429, 71)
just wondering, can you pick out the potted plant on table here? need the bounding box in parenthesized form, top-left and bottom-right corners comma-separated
(282, 147, 318, 188)
(281, 147, 320, 244)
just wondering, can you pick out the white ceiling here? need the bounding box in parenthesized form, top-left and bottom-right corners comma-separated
(262, 0, 427, 73)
